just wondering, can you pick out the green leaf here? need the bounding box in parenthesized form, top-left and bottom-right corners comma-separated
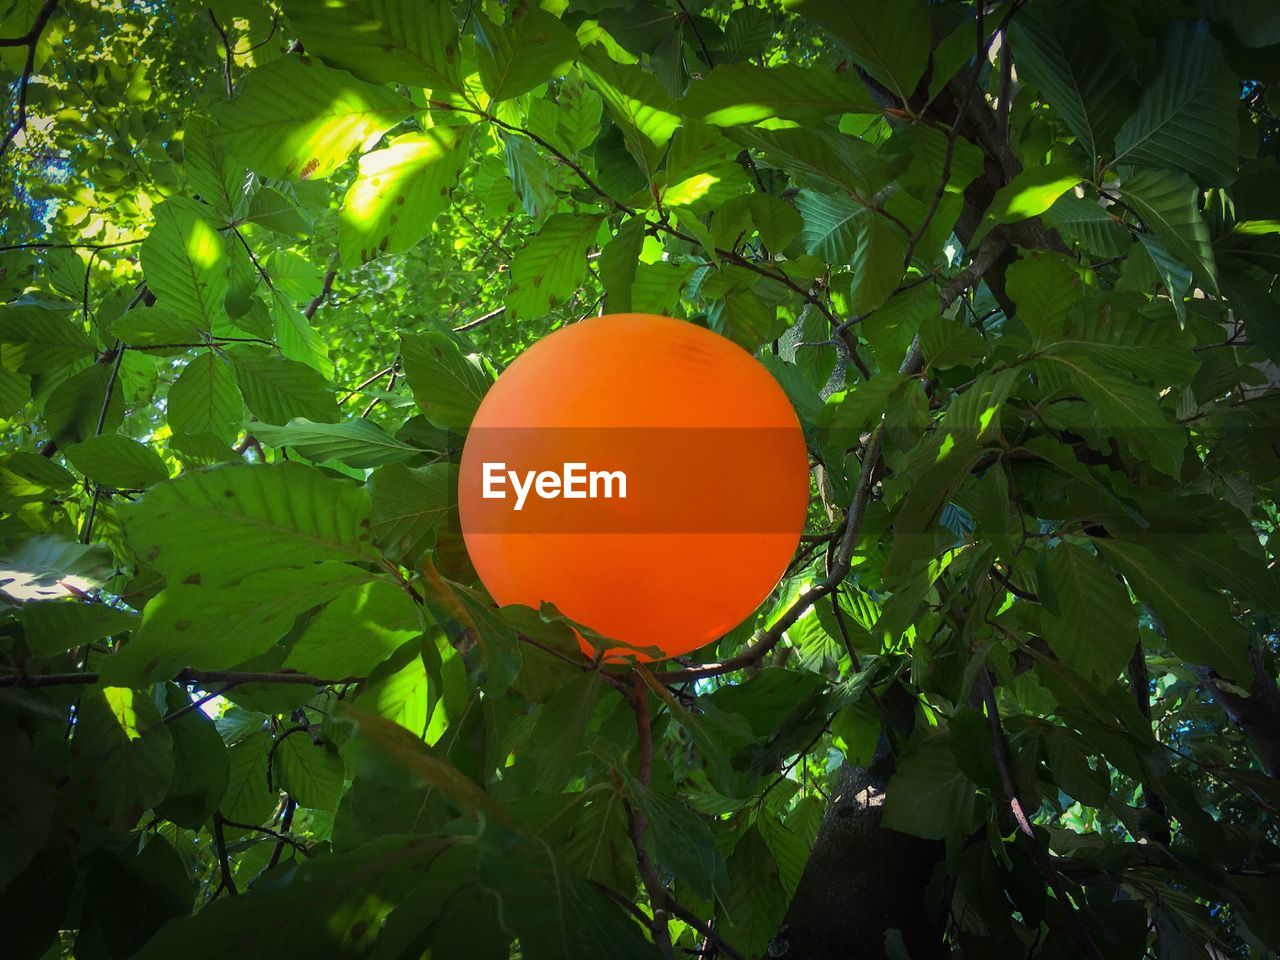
(519, 670, 602, 792)
(183, 115, 244, 220)
(1041, 726, 1109, 807)
(1112, 166, 1218, 294)
(0, 451, 74, 511)
(212, 56, 414, 181)
(141, 199, 229, 335)
(0, 535, 114, 603)
(70, 687, 174, 833)
(353, 638, 433, 734)
(561, 791, 635, 891)
(551, 71, 603, 154)
(624, 774, 722, 901)
(42, 363, 123, 446)
(882, 731, 979, 840)
(111, 307, 203, 352)
(1009, 5, 1138, 160)
(919, 313, 987, 371)
(477, 840, 664, 960)
(284, 578, 422, 678)
(1112, 20, 1239, 185)
(219, 730, 276, 826)
(122, 461, 375, 587)
(711, 289, 777, 348)
(748, 193, 804, 250)
(231, 346, 340, 424)
(597, 214, 645, 313)
(1041, 193, 1131, 258)
(579, 49, 681, 180)
(971, 163, 1083, 246)
(0, 364, 29, 417)
(99, 564, 368, 684)
(246, 188, 310, 236)
(338, 703, 511, 824)
(22, 600, 137, 656)
(0, 302, 95, 374)
(1006, 251, 1086, 340)
(132, 835, 459, 960)
(156, 685, 230, 829)
(252, 418, 420, 468)
(418, 561, 522, 695)
(399, 329, 493, 431)
(367, 461, 457, 563)
(682, 62, 877, 125)
(1036, 345, 1186, 476)
(798, 191, 906, 310)
(797, 189, 860, 263)
(276, 735, 345, 810)
(848, 209, 907, 315)
(167, 351, 243, 443)
(730, 125, 876, 196)
(0, 729, 55, 889)
(506, 213, 603, 321)
(720, 825, 786, 958)
(270, 291, 333, 378)
(339, 127, 472, 266)
(284, 0, 463, 90)
(1038, 542, 1137, 681)
(64, 434, 168, 489)
(782, 0, 930, 104)
(1098, 538, 1252, 681)
(475, 6, 577, 101)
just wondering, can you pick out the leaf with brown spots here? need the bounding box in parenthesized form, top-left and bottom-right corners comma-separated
(338, 126, 472, 267)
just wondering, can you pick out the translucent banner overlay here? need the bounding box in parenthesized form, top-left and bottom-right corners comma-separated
(456, 427, 810, 535)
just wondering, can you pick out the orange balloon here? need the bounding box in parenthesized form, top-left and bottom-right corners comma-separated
(458, 313, 810, 661)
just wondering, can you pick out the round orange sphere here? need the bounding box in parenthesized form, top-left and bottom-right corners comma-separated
(458, 313, 810, 661)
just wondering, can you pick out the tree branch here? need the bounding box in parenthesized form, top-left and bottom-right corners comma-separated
(303, 251, 338, 320)
(206, 8, 234, 98)
(0, 0, 59, 158)
(625, 673, 673, 958)
(210, 812, 238, 898)
(976, 669, 1104, 960)
(0, 668, 365, 689)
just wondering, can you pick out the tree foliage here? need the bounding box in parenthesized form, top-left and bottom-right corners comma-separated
(3, 0, 1280, 958)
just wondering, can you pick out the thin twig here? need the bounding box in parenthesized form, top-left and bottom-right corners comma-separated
(0, 238, 141, 253)
(0, 668, 365, 689)
(78, 341, 127, 545)
(453, 305, 505, 333)
(164, 684, 237, 723)
(206, 8, 234, 97)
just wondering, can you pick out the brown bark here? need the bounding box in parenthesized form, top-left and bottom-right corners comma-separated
(1198, 652, 1280, 779)
(770, 684, 943, 959)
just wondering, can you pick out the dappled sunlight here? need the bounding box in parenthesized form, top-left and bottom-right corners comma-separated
(662, 173, 720, 205)
(183, 215, 222, 269)
(103, 687, 145, 742)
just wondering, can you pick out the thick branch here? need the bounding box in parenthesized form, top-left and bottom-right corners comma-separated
(625, 674, 673, 958)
